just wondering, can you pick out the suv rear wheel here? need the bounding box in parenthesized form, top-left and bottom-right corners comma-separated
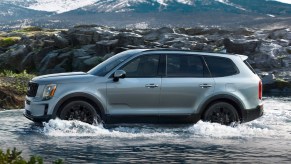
(59, 100, 101, 124)
(203, 102, 239, 125)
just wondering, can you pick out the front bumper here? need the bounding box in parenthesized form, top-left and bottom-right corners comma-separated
(23, 110, 52, 122)
(23, 99, 53, 123)
(241, 104, 264, 123)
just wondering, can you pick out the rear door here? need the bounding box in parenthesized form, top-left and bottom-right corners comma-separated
(159, 54, 215, 115)
(106, 54, 161, 115)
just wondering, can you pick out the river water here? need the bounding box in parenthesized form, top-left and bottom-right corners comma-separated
(0, 97, 290, 163)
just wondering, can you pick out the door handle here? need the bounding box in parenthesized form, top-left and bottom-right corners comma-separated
(145, 84, 159, 88)
(199, 84, 212, 88)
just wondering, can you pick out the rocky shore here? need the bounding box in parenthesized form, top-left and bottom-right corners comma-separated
(0, 25, 291, 109)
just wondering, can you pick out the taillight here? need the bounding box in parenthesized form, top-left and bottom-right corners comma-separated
(259, 80, 262, 100)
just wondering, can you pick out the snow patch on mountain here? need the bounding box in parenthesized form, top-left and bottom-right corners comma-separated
(273, 0, 291, 4)
(27, 0, 98, 13)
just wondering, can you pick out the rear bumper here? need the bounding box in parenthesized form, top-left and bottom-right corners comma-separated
(241, 104, 264, 123)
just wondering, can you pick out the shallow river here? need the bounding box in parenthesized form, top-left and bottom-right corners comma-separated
(0, 97, 290, 163)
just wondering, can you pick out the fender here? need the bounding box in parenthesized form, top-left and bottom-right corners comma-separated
(52, 92, 105, 119)
(198, 94, 245, 119)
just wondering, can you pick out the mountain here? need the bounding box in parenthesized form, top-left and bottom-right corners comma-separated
(0, 0, 290, 30)
(3, 0, 291, 14)
(0, 3, 51, 21)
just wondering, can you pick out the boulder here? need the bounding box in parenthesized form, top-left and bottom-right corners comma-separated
(268, 28, 289, 40)
(33, 46, 55, 69)
(53, 34, 69, 48)
(96, 39, 119, 56)
(20, 52, 35, 72)
(7, 45, 30, 72)
(262, 73, 275, 84)
(157, 27, 174, 34)
(144, 30, 160, 41)
(72, 56, 91, 71)
(118, 32, 144, 46)
(143, 27, 174, 42)
(276, 39, 289, 47)
(73, 34, 93, 45)
(39, 52, 59, 74)
(223, 38, 260, 54)
(83, 56, 103, 68)
(258, 42, 283, 58)
(190, 43, 206, 51)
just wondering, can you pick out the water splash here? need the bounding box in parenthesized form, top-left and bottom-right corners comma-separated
(41, 98, 291, 139)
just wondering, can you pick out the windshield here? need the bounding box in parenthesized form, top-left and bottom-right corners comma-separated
(88, 50, 141, 76)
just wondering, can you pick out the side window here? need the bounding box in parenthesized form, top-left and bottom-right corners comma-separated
(121, 55, 160, 77)
(166, 55, 205, 77)
(204, 56, 239, 77)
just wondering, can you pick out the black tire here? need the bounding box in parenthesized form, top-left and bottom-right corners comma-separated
(203, 102, 239, 125)
(59, 100, 101, 124)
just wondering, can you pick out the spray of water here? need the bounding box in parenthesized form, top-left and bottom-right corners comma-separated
(41, 98, 291, 139)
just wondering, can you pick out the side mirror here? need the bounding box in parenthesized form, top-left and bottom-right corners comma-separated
(113, 70, 126, 82)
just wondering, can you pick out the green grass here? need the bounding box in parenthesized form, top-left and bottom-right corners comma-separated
(16, 26, 43, 32)
(0, 37, 20, 47)
(0, 148, 63, 164)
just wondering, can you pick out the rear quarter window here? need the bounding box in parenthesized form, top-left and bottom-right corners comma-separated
(204, 56, 239, 77)
(244, 60, 257, 74)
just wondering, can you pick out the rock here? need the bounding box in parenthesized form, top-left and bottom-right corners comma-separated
(157, 27, 174, 34)
(224, 38, 260, 54)
(276, 39, 289, 47)
(103, 52, 115, 60)
(72, 56, 91, 71)
(20, 52, 35, 72)
(268, 28, 289, 40)
(39, 52, 59, 74)
(258, 42, 283, 58)
(43, 40, 55, 47)
(118, 32, 144, 46)
(262, 73, 275, 84)
(83, 56, 103, 67)
(143, 27, 174, 42)
(233, 28, 255, 36)
(286, 46, 291, 54)
(190, 43, 206, 51)
(7, 45, 30, 72)
(73, 34, 93, 45)
(33, 46, 55, 69)
(96, 39, 119, 56)
(53, 34, 69, 48)
(144, 30, 160, 41)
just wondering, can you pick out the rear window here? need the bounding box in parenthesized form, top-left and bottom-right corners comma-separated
(204, 56, 239, 77)
(166, 55, 210, 77)
(244, 60, 256, 74)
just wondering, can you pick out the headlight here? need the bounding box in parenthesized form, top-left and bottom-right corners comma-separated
(42, 84, 57, 100)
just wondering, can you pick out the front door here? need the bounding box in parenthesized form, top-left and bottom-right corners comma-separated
(106, 54, 161, 115)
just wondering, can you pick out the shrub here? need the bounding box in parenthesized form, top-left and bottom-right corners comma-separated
(0, 148, 63, 164)
(0, 70, 35, 95)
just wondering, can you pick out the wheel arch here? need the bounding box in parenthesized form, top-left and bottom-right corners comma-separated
(199, 94, 245, 121)
(52, 92, 105, 119)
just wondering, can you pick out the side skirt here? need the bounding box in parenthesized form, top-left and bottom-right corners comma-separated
(104, 114, 201, 124)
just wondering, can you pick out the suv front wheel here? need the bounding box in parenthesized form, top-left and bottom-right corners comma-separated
(203, 102, 239, 125)
(59, 100, 101, 124)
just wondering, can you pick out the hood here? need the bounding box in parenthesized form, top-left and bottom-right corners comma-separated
(32, 72, 96, 84)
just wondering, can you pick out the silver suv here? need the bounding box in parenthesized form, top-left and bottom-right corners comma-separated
(24, 49, 263, 125)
